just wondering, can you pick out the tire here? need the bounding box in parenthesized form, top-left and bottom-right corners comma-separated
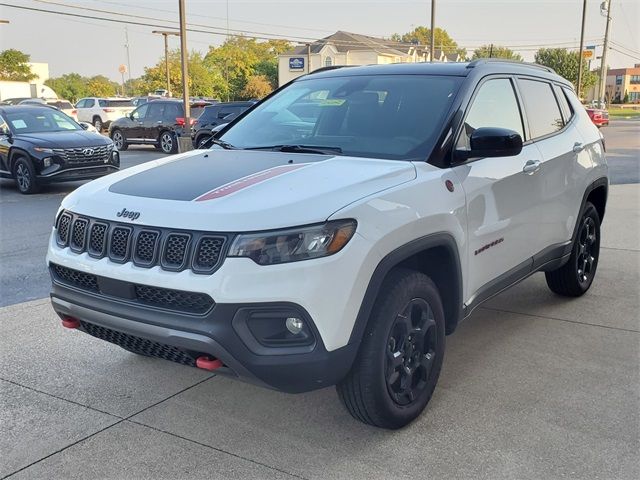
(111, 129, 128, 151)
(93, 116, 103, 132)
(159, 131, 177, 154)
(13, 157, 40, 194)
(337, 268, 446, 429)
(196, 134, 211, 148)
(545, 201, 601, 297)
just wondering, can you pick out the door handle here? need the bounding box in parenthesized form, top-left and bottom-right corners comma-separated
(522, 160, 541, 175)
(572, 142, 584, 153)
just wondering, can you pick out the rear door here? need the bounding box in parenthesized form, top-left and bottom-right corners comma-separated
(516, 78, 584, 252)
(452, 77, 544, 302)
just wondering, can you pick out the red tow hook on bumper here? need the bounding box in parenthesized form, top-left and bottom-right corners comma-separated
(196, 356, 223, 371)
(61, 317, 81, 329)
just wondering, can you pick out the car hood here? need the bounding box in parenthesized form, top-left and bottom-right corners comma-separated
(61, 149, 416, 231)
(16, 130, 111, 147)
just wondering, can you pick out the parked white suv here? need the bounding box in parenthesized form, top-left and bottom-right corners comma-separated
(75, 97, 135, 132)
(47, 61, 608, 429)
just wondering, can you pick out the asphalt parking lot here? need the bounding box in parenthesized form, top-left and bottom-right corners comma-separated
(0, 121, 639, 479)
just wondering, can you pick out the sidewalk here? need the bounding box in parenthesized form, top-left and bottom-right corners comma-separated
(1, 185, 638, 480)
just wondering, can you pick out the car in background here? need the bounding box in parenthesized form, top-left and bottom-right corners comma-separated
(191, 101, 255, 147)
(19, 98, 78, 120)
(1, 97, 33, 105)
(0, 105, 119, 194)
(586, 107, 609, 127)
(109, 99, 213, 154)
(75, 97, 135, 132)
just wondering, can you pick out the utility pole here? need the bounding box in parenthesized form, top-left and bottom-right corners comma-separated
(307, 43, 311, 74)
(429, 0, 435, 62)
(152, 30, 180, 95)
(124, 27, 132, 91)
(577, 0, 587, 99)
(599, 0, 612, 105)
(489, 43, 494, 58)
(178, 0, 191, 150)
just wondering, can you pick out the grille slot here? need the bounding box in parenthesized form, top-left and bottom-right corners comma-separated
(53, 145, 113, 165)
(51, 264, 99, 292)
(109, 226, 132, 262)
(88, 222, 108, 257)
(134, 230, 159, 266)
(162, 234, 190, 270)
(56, 213, 72, 246)
(193, 236, 225, 272)
(69, 218, 88, 252)
(135, 284, 213, 314)
(80, 321, 196, 366)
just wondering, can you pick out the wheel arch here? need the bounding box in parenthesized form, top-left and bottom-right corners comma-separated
(571, 177, 608, 244)
(349, 233, 464, 345)
(8, 147, 31, 172)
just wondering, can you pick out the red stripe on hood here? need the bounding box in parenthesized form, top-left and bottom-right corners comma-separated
(194, 164, 308, 201)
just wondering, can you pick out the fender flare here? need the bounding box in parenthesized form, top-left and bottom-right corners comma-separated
(348, 232, 464, 345)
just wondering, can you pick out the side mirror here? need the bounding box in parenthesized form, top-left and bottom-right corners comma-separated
(129, 113, 135, 120)
(210, 123, 225, 138)
(455, 127, 523, 161)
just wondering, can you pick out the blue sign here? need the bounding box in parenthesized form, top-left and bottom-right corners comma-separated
(289, 57, 305, 70)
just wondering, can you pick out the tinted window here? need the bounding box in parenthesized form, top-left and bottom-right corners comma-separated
(457, 78, 524, 151)
(106, 99, 134, 107)
(518, 79, 564, 139)
(220, 75, 462, 160)
(147, 102, 165, 120)
(98, 99, 107, 108)
(555, 86, 574, 123)
(131, 104, 149, 120)
(76, 99, 86, 108)
(49, 101, 73, 110)
(162, 103, 182, 120)
(199, 106, 219, 122)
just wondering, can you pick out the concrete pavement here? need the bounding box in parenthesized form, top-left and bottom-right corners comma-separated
(1, 184, 638, 479)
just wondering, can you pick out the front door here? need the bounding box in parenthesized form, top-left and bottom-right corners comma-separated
(127, 104, 149, 141)
(143, 102, 166, 142)
(452, 77, 544, 305)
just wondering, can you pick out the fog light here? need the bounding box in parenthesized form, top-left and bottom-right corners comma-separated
(43, 157, 51, 167)
(285, 317, 304, 335)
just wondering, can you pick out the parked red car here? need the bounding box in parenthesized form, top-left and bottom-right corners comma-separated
(586, 108, 609, 127)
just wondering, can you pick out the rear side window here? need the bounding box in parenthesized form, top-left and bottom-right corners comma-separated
(200, 106, 219, 122)
(106, 100, 134, 107)
(147, 102, 165, 120)
(163, 103, 182, 120)
(554, 86, 573, 123)
(457, 78, 524, 151)
(518, 79, 564, 139)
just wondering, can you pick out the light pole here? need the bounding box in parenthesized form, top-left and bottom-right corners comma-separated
(577, 0, 587, 99)
(429, 0, 435, 62)
(598, 0, 612, 106)
(178, 0, 191, 150)
(152, 30, 180, 95)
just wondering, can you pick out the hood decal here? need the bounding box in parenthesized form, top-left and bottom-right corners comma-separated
(108, 150, 329, 201)
(195, 164, 308, 201)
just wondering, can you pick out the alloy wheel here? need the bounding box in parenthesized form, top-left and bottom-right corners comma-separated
(161, 133, 173, 153)
(16, 163, 31, 192)
(577, 216, 597, 284)
(385, 298, 438, 406)
(94, 118, 102, 131)
(113, 132, 124, 149)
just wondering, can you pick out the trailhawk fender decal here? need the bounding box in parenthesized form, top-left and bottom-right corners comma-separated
(195, 164, 309, 201)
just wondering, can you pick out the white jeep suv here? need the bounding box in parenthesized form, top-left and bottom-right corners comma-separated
(47, 61, 608, 429)
(75, 97, 135, 132)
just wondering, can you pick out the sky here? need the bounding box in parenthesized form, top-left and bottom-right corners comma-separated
(0, 0, 638, 81)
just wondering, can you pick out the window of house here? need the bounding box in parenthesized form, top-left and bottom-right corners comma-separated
(517, 79, 564, 139)
(630, 75, 640, 85)
(616, 75, 623, 85)
(325, 57, 333, 67)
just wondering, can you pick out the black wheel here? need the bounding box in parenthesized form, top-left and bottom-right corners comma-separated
(111, 129, 128, 151)
(545, 202, 601, 296)
(159, 131, 177, 154)
(196, 134, 211, 148)
(93, 116, 103, 132)
(337, 268, 445, 429)
(13, 157, 40, 194)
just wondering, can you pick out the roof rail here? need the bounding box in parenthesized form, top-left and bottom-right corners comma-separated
(466, 58, 556, 74)
(307, 65, 355, 75)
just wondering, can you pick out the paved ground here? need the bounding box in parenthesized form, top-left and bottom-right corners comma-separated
(0, 120, 638, 308)
(0, 184, 637, 479)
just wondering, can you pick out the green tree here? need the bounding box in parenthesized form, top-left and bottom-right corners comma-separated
(391, 27, 465, 57)
(240, 75, 273, 99)
(0, 49, 37, 81)
(45, 73, 88, 102)
(472, 44, 523, 61)
(87, 75, 119, 97)
(534, 48, 597, 95)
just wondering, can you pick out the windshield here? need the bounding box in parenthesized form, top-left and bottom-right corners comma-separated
(5, 108, 81, 133)
(220, 74, 461, 160)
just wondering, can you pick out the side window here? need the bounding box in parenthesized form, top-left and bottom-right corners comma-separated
(457, 78, 524, 151)
(517, 79, 564, 139)
(85, 99, 95, 108)
(162, 103, 181, 120)
(98, 99, 107, 108)
(147, 102, 165, 121)
(131, 104, 149, 121)
(554, 85, 574, 123)
(76, 99, 86, 109)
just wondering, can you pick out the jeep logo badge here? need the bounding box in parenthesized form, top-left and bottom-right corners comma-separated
(116, 208, 140, 221)
(82, 148, 95, 156)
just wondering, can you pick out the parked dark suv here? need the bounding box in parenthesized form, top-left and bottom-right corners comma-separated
(191, 101, 255, 148)
(109, 100, 212, 154)
(0, 105, 119, 194)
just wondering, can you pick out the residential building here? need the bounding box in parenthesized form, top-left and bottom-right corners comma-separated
(605, 64, 640, 103)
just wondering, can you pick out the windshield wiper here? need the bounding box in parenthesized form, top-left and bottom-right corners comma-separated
(210, 138, 237, 150)
(245, 144, 342, 155)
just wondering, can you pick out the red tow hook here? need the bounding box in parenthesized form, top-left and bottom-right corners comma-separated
(196, 356, 223, 371)
(61, 316, 81, 329)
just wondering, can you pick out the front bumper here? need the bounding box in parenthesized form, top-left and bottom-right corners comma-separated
(37, 165, 119, 183)
(50, 281, 358, 393)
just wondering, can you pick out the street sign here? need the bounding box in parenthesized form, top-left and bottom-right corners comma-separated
(118, 64, 127, 74)
(582, 50, 594, 59)
(289, 57, 305, 71)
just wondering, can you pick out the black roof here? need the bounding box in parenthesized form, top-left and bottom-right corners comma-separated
(301, 60, 571, 87)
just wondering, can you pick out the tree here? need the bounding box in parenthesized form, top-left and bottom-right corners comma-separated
(534, 48, 597, 95)
(240, 75, 272, 99)
(87, 75, 119, 97)
(390, 27, 466, 57)
(472, 45, 523, 62)
(0, 49, 37, 81)
(45, 73, 88, 102)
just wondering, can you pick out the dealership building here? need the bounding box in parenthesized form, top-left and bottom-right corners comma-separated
(277, 31, 462, 86)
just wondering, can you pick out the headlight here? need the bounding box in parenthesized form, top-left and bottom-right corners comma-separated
(34, 147, 54, 154)
(228, 219, 357, 265)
